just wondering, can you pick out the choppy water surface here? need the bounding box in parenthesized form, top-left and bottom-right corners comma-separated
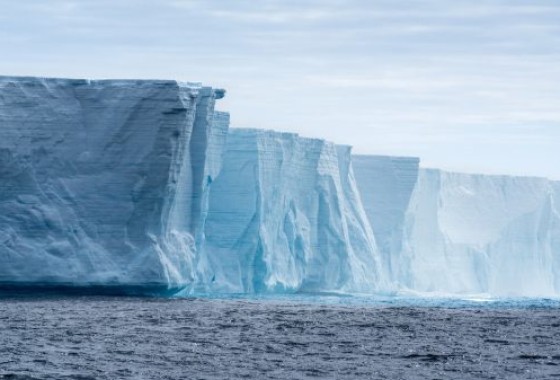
(1, 295, 560, 379)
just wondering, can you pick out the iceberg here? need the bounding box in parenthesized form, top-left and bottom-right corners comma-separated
(352, 155, 419, 284)
(399, 170, 560, 297)
(353, 157, 560, 298)
(2, 75, 558, 298)
(199, 129, 384, 293)
(0, 76, 228, 294)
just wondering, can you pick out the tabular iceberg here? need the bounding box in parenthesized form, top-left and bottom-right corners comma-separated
(199, 129, 384, 293)
(352, 155, 419, 284)
(2, 75, 559, 298)
(399, 170, 560, 297)
(353, 156, 560, 297)
(0, 76, 228, 294)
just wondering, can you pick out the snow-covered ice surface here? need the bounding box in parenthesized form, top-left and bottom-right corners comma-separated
(0, 76, 228, 294)
(200, 129, 383, 294)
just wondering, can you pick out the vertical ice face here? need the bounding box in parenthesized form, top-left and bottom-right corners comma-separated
(352, 155, 419, 285)
(399, 169, 560, 297)
(0, 76, 228, 293)
(353, 158, 560, 297)
(3, 75, 558, 298)
(201, 129, 382, 293)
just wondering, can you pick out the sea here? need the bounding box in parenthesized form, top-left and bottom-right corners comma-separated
(1, 294, 560, 379)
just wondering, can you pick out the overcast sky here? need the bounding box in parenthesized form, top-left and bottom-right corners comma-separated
(1, 0, 559, 178)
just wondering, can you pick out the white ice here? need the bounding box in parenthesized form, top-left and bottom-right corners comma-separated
(199, 129, 384, 293)
(0, 76, 228, 293)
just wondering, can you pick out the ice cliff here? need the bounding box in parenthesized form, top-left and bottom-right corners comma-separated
(353, 156, 560, 297)
(2, 75, 559, 298)
(352, 155, 419, 284)
(399, 170, 560, 297)
(0, 76, 228, 294)
(200, 129, 383, 293)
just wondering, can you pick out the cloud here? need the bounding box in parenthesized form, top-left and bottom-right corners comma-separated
(0, 0, 558, 178)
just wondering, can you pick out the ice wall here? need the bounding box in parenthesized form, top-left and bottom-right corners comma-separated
(352, 155, 419, 282)
(200, 129, 383, 293)
(399, 170, 560, 297)
(353, 158, 560, 297)
(3, 76, 558, 299)
(0, 76, 228, 294)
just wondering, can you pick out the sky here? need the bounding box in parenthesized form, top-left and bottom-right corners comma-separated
(1, 0, 559, 179)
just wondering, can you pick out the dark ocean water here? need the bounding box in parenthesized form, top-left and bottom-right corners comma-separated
(1, 295, 560, 379)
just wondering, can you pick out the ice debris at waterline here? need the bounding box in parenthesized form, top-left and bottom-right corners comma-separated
(1, 76, 559, 297)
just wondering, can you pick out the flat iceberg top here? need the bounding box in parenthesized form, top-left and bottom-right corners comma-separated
(231, 128, 351, 151)
(353, 154, 420, 163)
(421, 167, 549, 182)
(0, 75, 225, 98)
